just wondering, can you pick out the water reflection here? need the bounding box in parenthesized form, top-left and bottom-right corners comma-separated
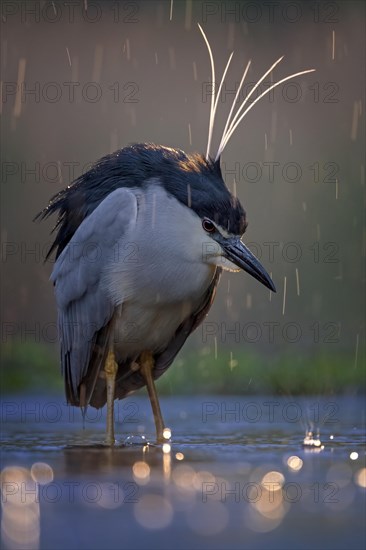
(1, 396, 365, 549)
(1, 466, 40, 550)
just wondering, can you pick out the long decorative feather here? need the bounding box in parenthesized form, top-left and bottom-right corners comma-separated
(198, 25, 315, 162)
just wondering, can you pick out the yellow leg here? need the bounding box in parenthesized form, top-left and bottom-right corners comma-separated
(104, 349, 118, 446)
(140, 351, 165, 443)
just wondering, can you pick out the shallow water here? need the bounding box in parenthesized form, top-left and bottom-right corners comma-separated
(1, 395, 365, 549)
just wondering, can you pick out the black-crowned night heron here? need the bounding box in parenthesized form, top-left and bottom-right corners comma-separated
(36, 28, 314, 445)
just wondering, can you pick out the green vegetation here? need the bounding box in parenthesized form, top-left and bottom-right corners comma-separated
(1, 342, 63, 393)
(157, 349, 365, 396)
(1, 342, 364, 396)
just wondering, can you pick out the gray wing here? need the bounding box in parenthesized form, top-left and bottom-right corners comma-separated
(51, 188, 138, 405)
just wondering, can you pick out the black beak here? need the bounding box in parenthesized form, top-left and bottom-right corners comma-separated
(223, 239, 276, 292)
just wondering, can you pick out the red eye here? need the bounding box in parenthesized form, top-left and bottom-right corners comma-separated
(202, 219, 215, 233)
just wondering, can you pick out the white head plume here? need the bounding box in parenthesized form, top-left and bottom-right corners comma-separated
(198, 24, 315, 162)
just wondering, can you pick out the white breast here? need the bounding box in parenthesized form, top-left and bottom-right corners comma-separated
(103, 184, 217, 359)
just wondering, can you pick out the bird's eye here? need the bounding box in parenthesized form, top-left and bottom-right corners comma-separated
(202, 219, 215, 233)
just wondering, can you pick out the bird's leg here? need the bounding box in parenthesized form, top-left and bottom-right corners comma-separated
(140, 351, 165, 443)
(104, 349, 118, 446)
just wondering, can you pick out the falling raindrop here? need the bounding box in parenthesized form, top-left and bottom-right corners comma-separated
(269, 272, 273, 301)
(295, 268, 300, 296)
(229, 351, 238, 370)
(168, 47, 176, 70)
(316, 224, 321, 240)
(13, 58, 26, 118)
(125, 39, 131, 61)
(354, 333, 359, 368)
(169, 0, 173, 20)
(92, 45, 104, 83)
(185, 0, 192, 30)
(66, 47, 72, 67)
(282, 276, 287, 315)
(351, 101, 359, 141)
(188, 123, 192, 145)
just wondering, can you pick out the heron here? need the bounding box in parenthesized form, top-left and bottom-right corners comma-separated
(36, 27, 314, 445)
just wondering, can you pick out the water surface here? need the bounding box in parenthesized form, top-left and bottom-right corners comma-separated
(1, 395, 365, 549)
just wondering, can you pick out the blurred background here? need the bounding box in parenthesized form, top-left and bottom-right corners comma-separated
(1, 3, 365, 550)
(1, 0, 365, 396)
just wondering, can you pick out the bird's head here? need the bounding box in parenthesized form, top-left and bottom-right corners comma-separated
(197, 203, 276, 293)
(151, 144, 276, 293)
